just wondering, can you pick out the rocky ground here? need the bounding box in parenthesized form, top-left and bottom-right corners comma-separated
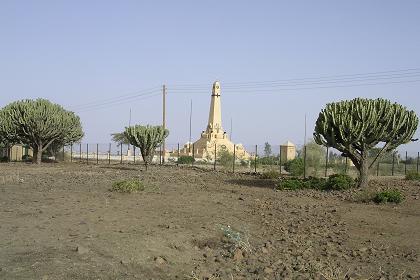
(0, 163, 419, 280)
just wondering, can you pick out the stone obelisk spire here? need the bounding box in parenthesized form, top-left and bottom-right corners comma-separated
(206, 81, 223, 137)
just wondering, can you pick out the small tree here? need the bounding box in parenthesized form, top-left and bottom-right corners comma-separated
(0, 99, 84, 164)
(124, 125, 169, 170)
(217, 146, 234, 170)
(304, 140, 326, 176)
(264, 142, 272, 157)
(111, 132, 130, 146)
(314, 98, 418, 188)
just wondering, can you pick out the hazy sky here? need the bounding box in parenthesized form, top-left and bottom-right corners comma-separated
(1, 1, 420, 154)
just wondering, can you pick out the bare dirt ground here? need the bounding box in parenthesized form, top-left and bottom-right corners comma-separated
(0, 163, 419, 280)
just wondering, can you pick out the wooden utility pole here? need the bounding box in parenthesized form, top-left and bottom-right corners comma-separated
(162, 85, 166, 164)
(189, 99, 192, 153)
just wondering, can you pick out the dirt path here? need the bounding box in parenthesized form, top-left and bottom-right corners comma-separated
(0, 163, 419, 279)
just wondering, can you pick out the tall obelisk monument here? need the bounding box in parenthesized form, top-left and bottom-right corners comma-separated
(206, 81, 224, 138)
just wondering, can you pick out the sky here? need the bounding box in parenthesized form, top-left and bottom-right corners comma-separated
(1, 0, 420, 155)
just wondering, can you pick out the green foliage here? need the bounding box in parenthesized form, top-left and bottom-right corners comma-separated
(0, 99, 84, 164)
(177, 155, 195, 164)
(304, 140, 326, 176)
(124, 125, 169, 170)
(217, 146, 234, 169)
(284, 158, 304, 176)
(258, 156, 278, 165)
(0, 156, 9, 162)
(373, 189, 403, 204)
(264, 142, 272, 157)
(111, 179, 144, 193)
(22, 154, 33, 162)
(325, 174, 355, 190)
(260, 170, 280, 180)
(406, 171, 420, 181)
(276, 178, 304, 190)
(111, 132, 130, 146)
(303, 176, 327, 190)
(314, 98, 418, 187)
(276, 174, 354, 191)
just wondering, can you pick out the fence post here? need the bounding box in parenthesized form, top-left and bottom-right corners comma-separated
(159, 145, 162, 165)
(303, 145, 307, 179)
(79, 143, 82, 161)
(192, 143, 195, 167)
(133, 146, 136, 164)
(62, 146, 65, 162)
(108, 143, 111, 165)
(344, 157, 348, 174)
(213, 143, 217, 171)
(254, 145, 257, 174)
(392, 153, 395, 176)
(405, 151, 408, 175)
(233, 144, 236, 173)
(279, 145, 282, 175)
(120, 143, 123, 164)
(177, 143, 180, 167)
(96, 144, 99, 164)
(417, 152, 419, 174)
(376, 161, 380, 176)
(86, 143, 89, 165)
(325, 147, 329, 177)
(70, 143, 73, 162)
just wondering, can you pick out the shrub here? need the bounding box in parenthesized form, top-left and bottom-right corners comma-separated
(373, 189, 403, 204)
(406, 171, 420, 181)
(304, 176, 327, 190)
(111, 179, 144, 193)
(260, 170, 280, 180)
(217, 147, 234, 169)
(0, 156, 9, 162)
(276, 178, 304, 190)
(284, 158, 304, 176)
(276, 175, 354, 191)
(325, 174, 355, 190)
(22, 155, 33, 162)
(177, 155, 195, 164)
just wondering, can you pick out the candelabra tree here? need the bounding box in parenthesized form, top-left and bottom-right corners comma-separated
(124, 125, 169, 170)
(0, 99, 84, 164)
(314, 98, 418, 188)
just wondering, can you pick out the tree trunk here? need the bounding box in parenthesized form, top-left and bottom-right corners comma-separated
(358, 160, 369, 188)
(33, 143, 43, 164)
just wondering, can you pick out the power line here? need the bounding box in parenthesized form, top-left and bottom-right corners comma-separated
(76, 92, 161, 113)
(69, 86, 161, 110)
(168, 78, 420, 95)
(167, 67, 420, 88)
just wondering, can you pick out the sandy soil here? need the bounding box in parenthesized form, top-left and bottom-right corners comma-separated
(0, 163, 419, 280)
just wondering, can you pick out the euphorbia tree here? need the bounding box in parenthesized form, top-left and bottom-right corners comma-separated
(0, 99, 84, 164)
(124, 125, 169, 170)
(314, 98, 418, 188)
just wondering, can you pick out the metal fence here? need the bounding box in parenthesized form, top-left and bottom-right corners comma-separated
(2, 142, 418, 178)
(47, 142, 420, 178)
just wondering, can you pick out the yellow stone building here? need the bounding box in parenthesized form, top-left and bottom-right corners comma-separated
(0, 144, 33, 161)
(176, 81, 249, 160)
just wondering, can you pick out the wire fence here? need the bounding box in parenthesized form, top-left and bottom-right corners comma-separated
(51, 142, 420, 177)
(2, 142, 418, 178)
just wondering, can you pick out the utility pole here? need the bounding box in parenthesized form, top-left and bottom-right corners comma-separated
(128, 108, 132, 152)
(162, 85, 166, 164)
(303, 114, 307, 178)
(230, 118, 233, 140)
(189, 99, 192, 153)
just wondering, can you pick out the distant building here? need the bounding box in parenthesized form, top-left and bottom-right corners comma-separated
(0, 144, 33, 161)
(175, 81, 250, 160)
(280, 141, 296, 162)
